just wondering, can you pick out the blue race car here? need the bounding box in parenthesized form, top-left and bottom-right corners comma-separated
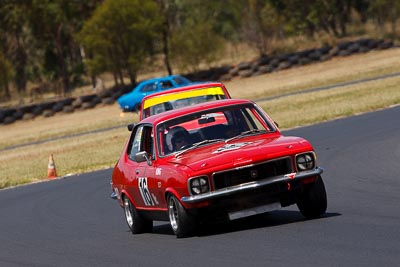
(117, 75, 191, 112)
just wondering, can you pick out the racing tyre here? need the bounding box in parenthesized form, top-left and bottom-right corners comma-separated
(167, 195, 196, 238)
(135, 104, 141, 113)
(123, 196, 152, 234)
(296, 175, 327, 219)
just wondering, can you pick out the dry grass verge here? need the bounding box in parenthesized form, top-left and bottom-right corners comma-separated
(261, 75, 400, 129)
(0, 104, 137, 150)
(0, 128, 129, 188)
(225, 48, 400, 100)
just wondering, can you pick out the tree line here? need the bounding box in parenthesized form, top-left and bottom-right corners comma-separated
(0, 0, 399, 102)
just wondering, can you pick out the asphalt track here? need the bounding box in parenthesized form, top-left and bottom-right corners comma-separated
(1, 105, 399, 266)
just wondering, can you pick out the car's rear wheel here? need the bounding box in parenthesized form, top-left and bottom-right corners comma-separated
(167, 195, 196, 238)
(123, 196, 152, 234)
(296, 175, 327, 219)
(133, 103, 141, 113)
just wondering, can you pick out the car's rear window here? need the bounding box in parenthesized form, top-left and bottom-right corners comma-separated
(142, 86, 229, 119)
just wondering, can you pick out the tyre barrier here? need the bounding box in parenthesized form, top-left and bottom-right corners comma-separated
(79, 94, 98, 103)
(81, 101, 96, 110)
(0, 94, 98, 124)
(32, 105, 43, 116)
(52, 102, 65, 113)
(43, 110, 55, 117)
(0, 38, 397, 125)
(72, 98, 82, 109)
(102, 97, 115, 105)
(13, 110, 24, 120)
(22, 113, 35, 121)
(186, 38, 395, 82)
(62, 105, 74, 113)
(3, 116, 16, 125)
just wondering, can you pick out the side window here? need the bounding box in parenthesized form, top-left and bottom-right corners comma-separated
(159, 80, 173, 90)
(127, 125, 154, 161)
(173, 76, 190, 85)
(242, 108, 263, 130)
(141, 83, 157, 93)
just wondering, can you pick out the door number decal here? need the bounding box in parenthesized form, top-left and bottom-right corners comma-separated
(138, 177, 154, 206)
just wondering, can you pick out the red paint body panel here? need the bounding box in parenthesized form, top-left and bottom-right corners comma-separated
(139, 82, 231, 120)
(111, 99, 323, 220)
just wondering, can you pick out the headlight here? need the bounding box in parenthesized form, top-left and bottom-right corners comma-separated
(296, 153, 315, 171)
(188, 176, 210, 195)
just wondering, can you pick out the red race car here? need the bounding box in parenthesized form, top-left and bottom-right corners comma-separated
(139, 82, 231, 120)
(111, 99, 327, 238)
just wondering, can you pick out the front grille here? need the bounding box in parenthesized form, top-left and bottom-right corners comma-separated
(212, 157, 292, 190)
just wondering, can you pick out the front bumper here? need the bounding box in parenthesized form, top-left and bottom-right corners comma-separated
(181, 167, 324, 204)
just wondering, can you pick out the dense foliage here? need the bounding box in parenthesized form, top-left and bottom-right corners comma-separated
(0, 0, 399, 101)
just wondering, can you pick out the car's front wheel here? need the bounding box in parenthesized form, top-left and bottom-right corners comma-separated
(296, 175, 327, 219)
(167, 195, 196, 238)
(123, 195, 152, 234)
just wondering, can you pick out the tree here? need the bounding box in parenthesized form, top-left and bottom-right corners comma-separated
(171, 19, 224, 71)
(369, 0, 400, 37)
(0, 0, 32, 98)
(167, 0, 225, 71)
(0, 52, 14, 100)
(30, 0, 92, 96)
(268, 0, 358, 38)
(156, 0, 173, 75)
(79, 0, 163, 86)
(239, 0, 286, 55)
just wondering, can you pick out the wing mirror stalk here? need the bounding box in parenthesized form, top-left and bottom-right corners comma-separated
(135, 151, 152, 166)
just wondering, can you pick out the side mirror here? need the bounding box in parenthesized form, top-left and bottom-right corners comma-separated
(127, 123, 135, 131)
(135, 151, 152, 166)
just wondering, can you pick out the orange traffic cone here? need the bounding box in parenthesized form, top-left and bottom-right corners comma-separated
(47, 154, 57, 179)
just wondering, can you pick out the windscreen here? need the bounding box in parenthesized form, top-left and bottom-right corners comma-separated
(156, 103, 276, 156)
